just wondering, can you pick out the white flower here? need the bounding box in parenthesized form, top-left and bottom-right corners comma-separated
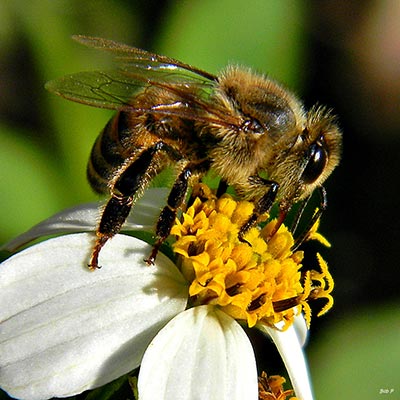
(0, 189, 314, 400)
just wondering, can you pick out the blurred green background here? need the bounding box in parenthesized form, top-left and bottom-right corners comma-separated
(1, 1, 399, 399)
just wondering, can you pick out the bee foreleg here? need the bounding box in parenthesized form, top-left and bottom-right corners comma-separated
(238, 177, 279, 244)
(291, 186, 327, 251)
(89, 141, 182, 270)
(145, 160, 210, 265)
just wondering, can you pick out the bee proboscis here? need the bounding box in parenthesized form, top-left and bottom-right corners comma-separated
(45, 35, 342, 269)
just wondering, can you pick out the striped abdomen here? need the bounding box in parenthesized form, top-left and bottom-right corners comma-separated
(87, 112, 141, 194)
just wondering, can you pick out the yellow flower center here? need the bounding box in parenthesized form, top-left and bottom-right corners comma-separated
(171, 184, 333, 329)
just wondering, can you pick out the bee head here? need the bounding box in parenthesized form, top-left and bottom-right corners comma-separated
(269, 106, 342, 209)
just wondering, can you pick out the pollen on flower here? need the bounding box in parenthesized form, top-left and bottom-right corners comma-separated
(258, 371, 297, 400)
(171, 184, 334, 329)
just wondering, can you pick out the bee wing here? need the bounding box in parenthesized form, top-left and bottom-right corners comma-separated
(45, 36, 239, 128)
(72, 35, 217, 82)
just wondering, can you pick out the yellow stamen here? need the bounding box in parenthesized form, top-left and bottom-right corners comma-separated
(307, 214, 331, 247)
(172, 184, 334, 329)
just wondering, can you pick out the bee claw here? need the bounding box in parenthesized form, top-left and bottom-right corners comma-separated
(144, 257, 155, 266)
(238, 231, 252, 247)
(144, 241, 162, 266)
(87, 263, 102, 270)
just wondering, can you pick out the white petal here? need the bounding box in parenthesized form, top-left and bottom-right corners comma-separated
(1, 202, 103, 251)
(138, 305, 258, 400)
(259, 322, 314, 400)
(1, 188, 168, 252)
(0, 233, 187, 400)
(292, 314, 309, 347)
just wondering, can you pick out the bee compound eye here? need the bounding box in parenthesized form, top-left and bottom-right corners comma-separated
(242, 118, 263, 134)
(302, 143, 327, 184)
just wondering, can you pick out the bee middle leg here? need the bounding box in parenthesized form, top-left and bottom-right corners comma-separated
(89, 141, 182, 270)
(216, 179, 228, 197)
(145, 160, 210, 265)
(238, 176, 279, 243)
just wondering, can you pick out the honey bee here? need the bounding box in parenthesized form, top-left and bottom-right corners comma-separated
(45, 35, 342, 269)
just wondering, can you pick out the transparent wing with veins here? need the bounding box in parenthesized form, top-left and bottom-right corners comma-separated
(45, 35, 239, 128)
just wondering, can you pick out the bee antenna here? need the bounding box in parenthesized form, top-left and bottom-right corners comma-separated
(290, 196, 311, 235)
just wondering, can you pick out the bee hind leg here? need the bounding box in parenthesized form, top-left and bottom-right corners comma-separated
(89, 195, 133, 270)
(89, 141, 181, 270)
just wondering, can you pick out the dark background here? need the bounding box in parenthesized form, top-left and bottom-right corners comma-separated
(1, 1, 399, 399)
